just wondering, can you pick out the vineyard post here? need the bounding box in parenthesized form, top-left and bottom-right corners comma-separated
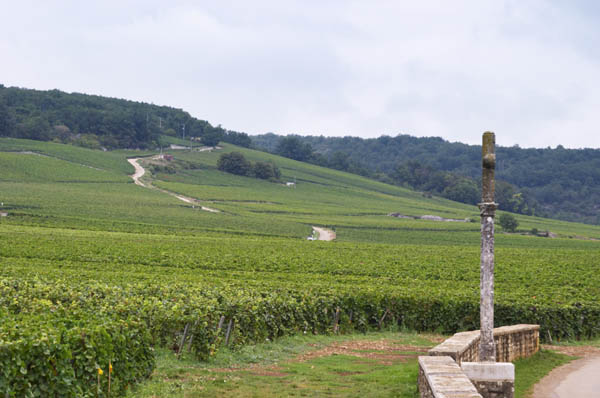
(479, 131, 497, 362)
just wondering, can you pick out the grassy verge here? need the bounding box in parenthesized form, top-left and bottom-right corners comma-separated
(546, 336, 600, 348)
(513, 349, 575, 398)
(129, 331, 441, 398)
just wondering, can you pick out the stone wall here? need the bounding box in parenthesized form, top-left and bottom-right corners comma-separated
(418, 324, 539, 398)
(418, 356, 482, 398)
(428, 324, 539, 364)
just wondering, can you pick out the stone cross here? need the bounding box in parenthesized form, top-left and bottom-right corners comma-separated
(479, 132, 497, 362)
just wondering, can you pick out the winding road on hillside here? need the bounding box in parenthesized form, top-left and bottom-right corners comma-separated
(127, 158, 147, 187)
(127, 157, 219, 213)
(533, 347, 600, 398)
(128, 157, 338, 239)
(312, 226, 336, 241)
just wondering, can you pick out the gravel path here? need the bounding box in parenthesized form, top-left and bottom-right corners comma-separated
(127, 158, 146, 187)
(127, 157, 219, 213)
(312, 226, 336, 241)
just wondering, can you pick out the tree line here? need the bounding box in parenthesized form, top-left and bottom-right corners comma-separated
(253, 134, 600, 225)
(0, 84, 252, 149)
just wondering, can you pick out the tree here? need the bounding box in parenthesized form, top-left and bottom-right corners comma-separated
(17, 116, 51, 140)
(217, 152, 252, 176)
(0, 100, 15, 136)
(223, 131, 252, 147)
(202, 128, 222, 147)
(498, 213, 519, 233)
(329, 151, 350, 171)
(442, 180, 479, 204)
(252, 161, 280, 181)
(276, 136, 313, 161)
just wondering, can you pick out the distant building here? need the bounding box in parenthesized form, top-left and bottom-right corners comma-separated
(164, 155, 174, 161)
(286, 182, 295, 187)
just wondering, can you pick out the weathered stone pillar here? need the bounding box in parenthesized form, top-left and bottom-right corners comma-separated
(461, 132, 514, 398)
(479, 132, 497, 362)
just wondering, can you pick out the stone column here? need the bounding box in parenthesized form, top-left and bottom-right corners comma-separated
(479, 132, 497, 362)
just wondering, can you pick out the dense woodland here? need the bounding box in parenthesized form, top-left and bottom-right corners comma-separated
(0, 84, 251, 149)
(253, 134, 600, 225)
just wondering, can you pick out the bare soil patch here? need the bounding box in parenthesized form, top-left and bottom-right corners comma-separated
(541, 344, 600, 357)
(293, 340, 428, 365)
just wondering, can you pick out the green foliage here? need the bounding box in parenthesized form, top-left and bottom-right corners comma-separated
(134, 332, 432, 398)
(252, 161, 280, 181)
(0, 152, 129, 183)
(513, 350, 574, 398)
(0, 312, 154, 397)
(276, 136, 314, 161)
(499, 213, 519, 232)
(217, 152, 252, 176)
(1, 139, 600, 394)
(201, 127, 223, 147)
(254, 133, 600, 225)
(392, 161, 481, 205)
(0, 85, 249, 150)
(217, 152, 281, 181)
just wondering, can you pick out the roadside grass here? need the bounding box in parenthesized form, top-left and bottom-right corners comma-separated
(513, 349, 575, 398)
(129, 331, 440, 398)
(545, 336, 600, 348)
(130, 334, 579, 398)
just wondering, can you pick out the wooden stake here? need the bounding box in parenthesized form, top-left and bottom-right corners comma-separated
(225, 318, 234, 345)
(177, 323, 189, 359)
(378, 308, 390, 329)
(333, 307, 341, 334)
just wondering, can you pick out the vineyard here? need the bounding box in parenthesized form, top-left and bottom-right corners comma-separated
(1, 138, 600, 396)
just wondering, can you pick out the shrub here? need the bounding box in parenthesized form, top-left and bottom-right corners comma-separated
(217, 152, 252, 176)
(252, 161, 281, 181)
(498, 213, 519, 232)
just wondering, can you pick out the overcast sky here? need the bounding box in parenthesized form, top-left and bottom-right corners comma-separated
(2, 1, 599, 148)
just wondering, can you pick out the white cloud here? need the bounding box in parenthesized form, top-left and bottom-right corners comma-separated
(1, 0, 599, 148)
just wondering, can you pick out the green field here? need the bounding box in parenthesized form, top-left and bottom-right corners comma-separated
(1, 138, 599, 396)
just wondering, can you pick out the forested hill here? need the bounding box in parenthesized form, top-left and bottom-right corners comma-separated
(2, 84, 599, 225)
(0, 84, 252, 149)
(252, 133, 600, 225)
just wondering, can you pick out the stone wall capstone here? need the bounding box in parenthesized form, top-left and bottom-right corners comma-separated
(419, 324, 539, 398)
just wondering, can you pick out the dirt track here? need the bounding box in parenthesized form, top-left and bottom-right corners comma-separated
(312, 226, 336, 241)
(127, 158, 146, 186)
(127, 157, 219, 213)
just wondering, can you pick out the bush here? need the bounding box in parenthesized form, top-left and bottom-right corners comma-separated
(218, 153, 281, 181)
(217, 152, 252, 176)
(252, 161, 281, 181)
(498, 213, 519, 232)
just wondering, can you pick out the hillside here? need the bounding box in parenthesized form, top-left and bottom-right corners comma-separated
(0, 84, 252, 149)
(3, 83, 598, 226)
(253, 133, 600, 225)
(2, 137, 599, 242)
(2, 138, 599, 395)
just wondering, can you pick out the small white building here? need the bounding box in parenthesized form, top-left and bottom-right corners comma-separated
(286, 182, 296, 187)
